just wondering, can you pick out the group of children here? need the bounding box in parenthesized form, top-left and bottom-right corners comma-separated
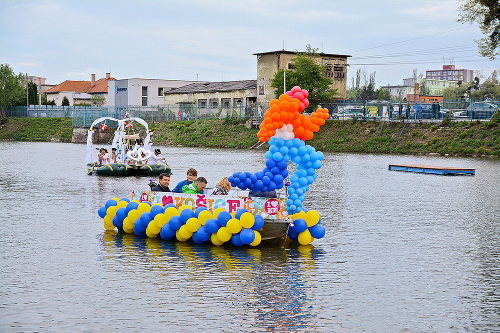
(152, 167, 232, 196)
(97, 148, 118, 165)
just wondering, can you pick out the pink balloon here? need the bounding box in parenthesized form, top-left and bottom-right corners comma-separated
(291, 86, 301, 93)
(301, 89, 309, 98)
(303, 98, 309, 108)
(286, 91, 293, 97)
(293, 91, 304, 100)
(299, 102, 305, 112)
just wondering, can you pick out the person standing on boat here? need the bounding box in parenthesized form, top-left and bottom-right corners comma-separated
(148, 149, 168, 165)
(212, 176, 231, 195)
(172, 168, 197, 193)
(182, 177, 207, 194)
(151, 173, 171, 192)
(110, 148, 118, 163)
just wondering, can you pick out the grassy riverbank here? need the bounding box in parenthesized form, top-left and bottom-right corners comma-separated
(1, 117, 499, 157)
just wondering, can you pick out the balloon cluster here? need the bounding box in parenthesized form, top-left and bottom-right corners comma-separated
(287, 209, 325, 245)
(228, 136, 324, 214)
(257, 86, 329, 142)
(99, 198, 265, 246)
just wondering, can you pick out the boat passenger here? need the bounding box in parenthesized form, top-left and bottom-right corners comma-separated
(150, 173, 171, 192)
(182, 177, 207, 194)
(148, 148, 168, 165)
(212, 176, 231, 195)
(172, 168, 198, 193)
(99, 148, 111, 165)
(111, 148, 118, 163)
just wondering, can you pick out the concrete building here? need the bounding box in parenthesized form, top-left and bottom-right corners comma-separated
(382, 78, 458, 101)
(164, 80, 257, 118)
(44, 73, 115, 105)
(253, 50, 351, 107)
(108, 79, 195, 107)
(426, 65, 474, 82)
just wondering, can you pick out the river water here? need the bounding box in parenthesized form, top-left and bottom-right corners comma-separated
(0, 141, 499, 332)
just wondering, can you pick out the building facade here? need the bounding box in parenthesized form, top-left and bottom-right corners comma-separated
(44, 73, 115, 105)
(254, 50, 350, 107)
(426, 65, 474, 82)
(108, 79, 195, 107)
(383, 78, 458, 101)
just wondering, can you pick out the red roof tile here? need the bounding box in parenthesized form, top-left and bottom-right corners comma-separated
(45, 80, 91, 93)
(87, 77, 116, 93)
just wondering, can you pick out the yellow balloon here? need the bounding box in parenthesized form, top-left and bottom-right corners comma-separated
(154, 213, 168, 228)
(131, 199, 140, 204)
(231, 212, 236, 218)
(106, 206, 118, 219)
(298, 229, 313, 245)
(117, 200, 128, 209)
(165, 206, 179, 217)
(250, 230, 261, 246)
(179, 204, 191, 212)
(186, 218, 201, 233)
(148, 221, 161, 234)
(176, 230, 188, 242)
(146, 228, 157, 238)
(305, 210, 320, 227)
(111, 197, 120, 202)
(226, 218, 242, 234)
(217, 227, 232, 242)
(123, 226, 134, 233)
(239, 212, 255, 229)
(127, 210, 140, 224)
(197, 210, 212, 225)
(212, 208, 225, 219)
(293, 210, 307, 220)
(103, 216, 114, 230)
(138, 203, 151, 213)
(179, 225, 193, 239)
(122, 217, 131, 229)
(211, 233, 224, 245)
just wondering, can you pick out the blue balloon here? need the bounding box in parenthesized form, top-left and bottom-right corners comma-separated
(261, 185, 268, 192)
(244, 178, 252, 187)
(191, 233, 203, 244)
(294, 199, 302, 207)
(276, 159, 288, 170)
(285, 139, 294, 148)
(298, 146, 307, 155)
(318, 151, 324, 160)
(233, 172, 240, 178)
(291, 155, 301, 164)
(160, 223, 176, 239)
(238, 183, 246, 190)
(150, 205, 163, 218)
(249, 174, 257, 183)
(133, 218, 146, 235)
(240, 228, 255, 245)
(194, 206, 208, 217)
(270, 167, 279, 175)
(292, 218, 308, 233)
(116, 207, 128, 221)
(217, 211, 232, 227)
(254, 179, 263, 190)
(279, 146, 289, 155)
(105, 199, 117, 209)
(298, 169, 307, 177)
(266, 158, 276, 169)
(301, 153, 310, 162)
(228, 175, 234, 183)
(262, 176, 271, 186)
(112, 215, 122, 229)
(126, 201, 139, 213)
(204, 218, 220, 234)
(289, 193, 298, 200)
(313, 160, 322, 169)
(309, 224, 326, 239)
(298, 177, 308, 186)
(252, 215, 265, 230)
(267, 182, 276, 191)
(295, 188, 304, 196)
(195, 226, 211, 242)
(288, 204, 296, 212)
(288, 228, 299, 241)
(119, 198, 130, 203)
(310, 152, 319, 161)
(272, 152, 283, 161)
(265, 151, 273, 159)
(235, 209, 249, 220)
(244, 171, 252, 178)
(269, 145, 279, 154)
(98, 206, 107, 218)
(273, 174, 284, 185)
(303, 161, 313, 169)
(231, 233, 244, 246)
(306, 145, 314, 153)
(255, 171, 264, 179)
(275, 138, 285, 147)
(289, 147, 298, 156)
(233, 177, 240, 185)
(276, 182, 283, 189)
(292, 138, 303, 147)
(169, 216, 183, 231)
(306, 176, 314, 184)
(163, 204, 176, 212)
(238, 173, 247, 181)
(292, 181, 300, 189)
(180, 209, 195, 223)
(290, 174, 299, 182)
(140, 212, 152, 228)
(288, 187, 296, 194)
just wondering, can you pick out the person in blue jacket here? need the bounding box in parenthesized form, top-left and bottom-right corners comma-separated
(172, 168, 197, 193)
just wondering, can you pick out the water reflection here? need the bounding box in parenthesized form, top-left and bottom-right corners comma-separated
(101, 231, 325, 331)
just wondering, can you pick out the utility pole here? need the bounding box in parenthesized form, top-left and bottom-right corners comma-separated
(26, 73, 29, 107)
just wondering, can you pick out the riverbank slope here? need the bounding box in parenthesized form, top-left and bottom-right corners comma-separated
(0, 117, 498, 157)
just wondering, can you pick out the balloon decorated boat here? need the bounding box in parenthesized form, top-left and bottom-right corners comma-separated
(86, 116, 171, 176)
(98, 86, 327, 246)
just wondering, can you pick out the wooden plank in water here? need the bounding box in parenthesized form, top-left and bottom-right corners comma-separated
(388, 164, 475, 175)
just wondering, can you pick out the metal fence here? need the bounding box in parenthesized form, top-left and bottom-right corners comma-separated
(6, 99, 500, 125)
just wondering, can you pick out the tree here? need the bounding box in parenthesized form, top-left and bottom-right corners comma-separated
(271, 45, 337, 110)
(62, 96, 70, 106)
(458, 0, 500, 60)
(0, 64, 26, 118)
(91, 94, 105, 106)
(28, 81, 38, 105)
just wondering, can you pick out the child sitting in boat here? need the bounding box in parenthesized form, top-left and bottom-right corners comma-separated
(182, 177, 207, 194)
(211, 176, 231, 195)
(172, 168, 197, 193)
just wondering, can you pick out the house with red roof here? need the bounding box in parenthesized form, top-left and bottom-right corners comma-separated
(45, 73, 116, 106)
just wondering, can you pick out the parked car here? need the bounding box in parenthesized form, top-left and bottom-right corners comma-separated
(330, 108, 364, 120)
(467, 102, 499, 119)
(453, 110, 468, 119)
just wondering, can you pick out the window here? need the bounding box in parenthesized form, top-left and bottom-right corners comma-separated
(210, 99, 218, 108)
(198, 99, 207, 108)
(158, 87, 164, 97)
(221, 98, 231, 109)
(142, 86, 148, 106)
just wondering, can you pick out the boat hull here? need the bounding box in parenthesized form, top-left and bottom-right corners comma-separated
(90, 163, 171, 176)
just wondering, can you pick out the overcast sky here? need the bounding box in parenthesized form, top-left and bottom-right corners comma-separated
(1, 0, 498, 89)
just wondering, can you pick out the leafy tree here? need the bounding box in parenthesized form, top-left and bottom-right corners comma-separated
(41, 94, 56, 105)
(477, 70, 500, 99)
(62, 96, 70, 106)
(91, 94, 105, 106)
(0, 64, 26, 118)
(458, 0, 500, 60)
(28, 81, 38, 105)
(271, 45, 337, 110)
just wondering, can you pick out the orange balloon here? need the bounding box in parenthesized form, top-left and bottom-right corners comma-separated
(267, 130, 274, 137)
(292, 118, 302, 127)
(318, 118, 325, 126)
(279, 94, 291, 102)
(264, 110, 271, 118)
(279, 101, 290, 111)
(291, 98, 301, 106)
(289, 102, 298, 112)
(294, 126, 304, 137)
(280, 111, 288, 121)
(272, 121, 280, 128)
(301, 117, 311, 129)
(269, 99, 280, 106)
(311, 124, 320, 132)
(270, 104, 280, 113)
(271, 112, 280, 121)
(266, 123, 274, 131)
(304, 130, 313, 140)
(287, 111, 295, 121)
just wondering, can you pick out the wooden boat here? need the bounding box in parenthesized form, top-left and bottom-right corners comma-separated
(85, 116, 171, 176)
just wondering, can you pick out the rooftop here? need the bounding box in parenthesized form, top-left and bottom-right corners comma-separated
(253, 50, 351, 58)
(165, 80, 256, 94)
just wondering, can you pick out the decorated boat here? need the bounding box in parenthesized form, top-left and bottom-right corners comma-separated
(85, 116, 171, 176)
(97, 86, 327, 247)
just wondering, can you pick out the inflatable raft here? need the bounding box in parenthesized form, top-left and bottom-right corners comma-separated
(89, 163, 171, 176)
